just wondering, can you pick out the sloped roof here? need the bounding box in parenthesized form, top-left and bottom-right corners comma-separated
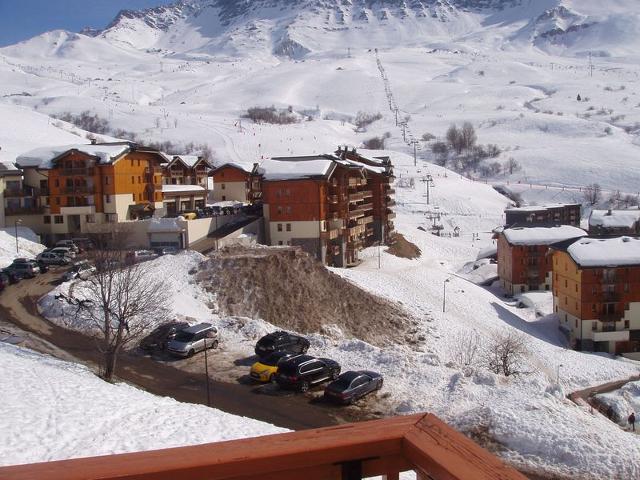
(503, 226, 586, 246)
(589, 209, 640, 229)
(15, 144, 132, 169)
(567, 237, 640, 267)
(259, 157, 336, 181)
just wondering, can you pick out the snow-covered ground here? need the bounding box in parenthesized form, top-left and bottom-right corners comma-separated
(0, 342, 284, 467)
(0, 226, 45, 268)
(596, 381, 640, 431)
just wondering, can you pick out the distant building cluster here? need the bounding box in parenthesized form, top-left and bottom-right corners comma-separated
(497, 202, 640, 358)
(0, 142, 395, 268)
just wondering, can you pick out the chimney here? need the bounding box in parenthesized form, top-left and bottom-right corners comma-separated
(607, 208, 612, 216)
(90, 138, 97, 145)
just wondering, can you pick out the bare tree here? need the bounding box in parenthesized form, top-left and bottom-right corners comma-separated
(583, 183, 602, 206)
(503, 157, 521, 175)
(446, 124, 463, 154)
(460, 122, 477, 152)
(451, 330, 482, 369)
(78, 231, 169, 381)
(608, 190, 622, 209)
(484, 331, 529, 377)
(431, 141, 449, 166)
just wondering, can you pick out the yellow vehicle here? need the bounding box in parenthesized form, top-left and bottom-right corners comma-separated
(181, 212, 197, 220)
(250, 351, 297, 382)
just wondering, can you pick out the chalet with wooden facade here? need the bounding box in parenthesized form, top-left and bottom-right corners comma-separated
(160, 155, 212, 215)
(551, 236, 640, 358)
(497, 225, 586, 295)
(258, 154, 393, 267)
(335, 146, 395, 243)
(11, 142, 167, 242)
(588, 209, 640, 237)
(0, 162, 25, 228)
(209, 163, 259, 203)
(504, 203, 581, 228)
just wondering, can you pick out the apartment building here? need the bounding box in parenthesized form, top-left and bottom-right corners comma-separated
(504, 203, 581, 228)
(497, 225, 586, 295)
(259, 154, 389, 267)
(335, 146, 395, 243)
(12, 142, 166, 242)
(209, 163, 259, 203)
(161, 155, 211, 215)
(0, 162, 26, 228)
(551, 236, 640, 357)
(588, 209, 640, 237)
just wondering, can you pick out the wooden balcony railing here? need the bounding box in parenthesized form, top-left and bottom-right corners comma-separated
(0, 413, 527, 480)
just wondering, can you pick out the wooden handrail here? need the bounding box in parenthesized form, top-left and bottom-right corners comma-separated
(0, 413, 527, 480)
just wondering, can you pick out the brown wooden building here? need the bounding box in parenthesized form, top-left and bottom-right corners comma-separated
(209, 163, 259, 203)
(504, 203, 581, 228)
(497, 225, 586, 295)
(551, 236, 640, 357)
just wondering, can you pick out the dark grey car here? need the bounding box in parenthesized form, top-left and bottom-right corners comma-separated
(323, 370, 383, 404)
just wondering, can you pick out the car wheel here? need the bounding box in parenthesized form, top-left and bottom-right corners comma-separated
(377, 378, 384, 390)
(300, 381, 310, 393)
(331, 369, 339, 380)
(187, 349, 195, 358)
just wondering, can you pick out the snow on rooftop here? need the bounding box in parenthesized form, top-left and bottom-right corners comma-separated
(503, 225, 586, 246)
(15, 144, 131, 169)
(505, 203, 577, 212)
(0, 343, 285, 466)
(568, 236, 640, 267)
(161, 184, 205, 193)
(258, 158, 334, 181)
(589, 210, 640, 229)
(173, 155, 203, 168)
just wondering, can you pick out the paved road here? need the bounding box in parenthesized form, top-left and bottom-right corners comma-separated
(0, 270, 365, 431)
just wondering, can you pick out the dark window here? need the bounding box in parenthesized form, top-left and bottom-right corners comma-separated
(286, 223, 291, 232)
(54, 216, 63, 224)
(277, 223, 283, 232)
(625, 320, 630, 329)
(43, 216, 51, 224)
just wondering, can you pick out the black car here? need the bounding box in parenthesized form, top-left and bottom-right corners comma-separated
(1, 268, 21, 284)
(255, 331, 310, 357)
(13, 258, 47, 274)
(5, 262, 36, 279)
(323, 370, 383, 405)
(139, 321, 190, 353)
(275, 355, 341, 392)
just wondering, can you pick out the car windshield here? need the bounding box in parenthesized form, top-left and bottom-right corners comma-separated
(174, 331, 195, 342)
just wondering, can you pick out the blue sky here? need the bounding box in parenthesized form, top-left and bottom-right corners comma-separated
(0, 0, 174, 46)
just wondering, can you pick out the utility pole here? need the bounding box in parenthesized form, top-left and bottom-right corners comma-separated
(410, 139, 419, 166)
(399, 121, 407, 142)
(204, 344, 211, 407)
(421, 175, 434, 204)
(394, 108, 399, 126)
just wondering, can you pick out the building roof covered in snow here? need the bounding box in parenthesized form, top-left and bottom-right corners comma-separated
(259, 156, 337, 181)
(502, 226, 586, 246)
(0, 162, 21, 176)
(566, 237, 640, 267)
(161, 184, 205, 193)
(589, 209, 640, 229)
(15, 143, 134, 169)
(168, 155, 211, 169)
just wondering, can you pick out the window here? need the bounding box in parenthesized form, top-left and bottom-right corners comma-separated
(565, 279, 568, 288)
(86, 214, 95, 223)
(105, 194, 111, 203)
(221, 183, 226, 190)
(625, 320, 630, 329)
(575, 284, 578, 292)
(277, 206, 283, 215)
(54, 216, 63, 224)
(137, 159, 140, 167)
(131, 176, 135, 184)
(592, 304, 597, 313)
(43, 216, 51, 224)
(592, 322, 597, 331)
(131, 159, 134, 166)
(286, 223, 291, 232)
(278, 241, 283, 246)
(286, 206, 292, 214)
(277, 223, 283, 232)
(104, 176, 110, 185)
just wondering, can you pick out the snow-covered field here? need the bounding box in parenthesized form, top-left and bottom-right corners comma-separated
(0, 342, 284, 467)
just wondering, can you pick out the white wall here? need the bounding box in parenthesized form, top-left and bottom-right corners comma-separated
(211, 181, 247, 203)
(268, 220, 321, 246)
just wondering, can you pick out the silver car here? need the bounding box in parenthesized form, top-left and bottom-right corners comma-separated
(167, 323, 219, 358)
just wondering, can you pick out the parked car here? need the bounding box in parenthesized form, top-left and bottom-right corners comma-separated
(167, 323, 219, 358)
(55, 240, 80, 254)
(62, 261, 96, 282)
(250, 351, 299, 383)
(255, 331, 310, 358)
(139, 321, 190, 353)
(49, 247, 76, 259)
(12, 257, 47, 274)
(5, 261, 37, 279)
(275, 355, 341, 392)
(37, 251, 71, 266)
(1, 268, 21, 284)
(323, 371, 383, 405)
(125, 250, 158, 265)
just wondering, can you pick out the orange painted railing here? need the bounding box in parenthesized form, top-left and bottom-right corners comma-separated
(0, 413, 527, 480)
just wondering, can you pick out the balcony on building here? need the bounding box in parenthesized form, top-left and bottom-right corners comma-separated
(387, 210, 396, 220)
(5, 205, 46, 215)
(62, 185, 95, 195)
(349, 191, 365, 202)
(61, 167, 95, 176)
(348, 207, 366, 220)
(328, 194, 339, 204)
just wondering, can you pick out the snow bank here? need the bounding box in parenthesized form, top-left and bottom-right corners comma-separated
(0, 227, 46, 268)
(0, 343, 284, 467)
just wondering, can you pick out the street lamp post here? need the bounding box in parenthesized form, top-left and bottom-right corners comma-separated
(204, 344, 211, 407)
(443, 278, 451, 313)
(14, 219, 22, 254)
(556, 364, 563, 385)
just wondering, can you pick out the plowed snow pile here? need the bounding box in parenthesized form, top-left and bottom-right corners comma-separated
(198, 246, 417, 347)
